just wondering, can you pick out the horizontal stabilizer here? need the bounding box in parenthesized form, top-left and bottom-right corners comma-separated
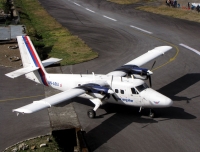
(13, 88, 86, 114)
(5, 66, 39, 78)
(42, 58, 62, 67)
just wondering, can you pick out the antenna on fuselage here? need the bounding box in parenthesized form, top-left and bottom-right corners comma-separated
(92, 72, 95, 81)
(70, 65, 73, 74)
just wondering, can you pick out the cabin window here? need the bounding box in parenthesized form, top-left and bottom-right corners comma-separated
(115, 89, 118, 93)
(131, 88, 137, 94)
(136, 83, 149, 92)
(120, 90, 124, 94)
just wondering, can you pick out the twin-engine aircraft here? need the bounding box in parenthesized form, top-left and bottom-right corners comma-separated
(6, 36, 173, 118)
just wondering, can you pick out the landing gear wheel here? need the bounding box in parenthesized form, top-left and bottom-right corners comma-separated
(87, 109, 96, 118)
(149, 109, 155, 118)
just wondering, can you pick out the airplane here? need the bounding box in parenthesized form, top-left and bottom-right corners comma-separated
(5, 36, 173, 118)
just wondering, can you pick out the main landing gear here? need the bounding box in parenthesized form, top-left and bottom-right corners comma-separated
(87, 98, 102, 119)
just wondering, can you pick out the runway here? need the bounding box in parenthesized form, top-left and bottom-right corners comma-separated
(1, 0, 200, 151)
(0, 67, 51, 151)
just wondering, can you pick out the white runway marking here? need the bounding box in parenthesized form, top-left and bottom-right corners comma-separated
(85, 8, 95, 13)
(103, 15, 117, 21)
(73, 2, 80, 6)
(179, 44, 200, 55)
(130, 25, 152, 34)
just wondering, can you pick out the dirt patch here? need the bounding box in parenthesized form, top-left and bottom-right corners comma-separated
(0, 43, 22, 68)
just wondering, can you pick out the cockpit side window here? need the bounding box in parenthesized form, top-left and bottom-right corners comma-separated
(136, 83, 149, 92)
(131, 88, 137, 94)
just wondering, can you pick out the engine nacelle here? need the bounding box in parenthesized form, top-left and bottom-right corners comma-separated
(115, 65, 152, 77)
(80, 83, 114, 94)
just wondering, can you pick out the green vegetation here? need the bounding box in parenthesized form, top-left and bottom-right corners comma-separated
(5, 135, 62, 152)
(107, 0, 200, 23)
(137, 5, 200, 23)
(15, 0, 98, 65)
(107, 0, 139, 4)
(0, 0, 9, 13)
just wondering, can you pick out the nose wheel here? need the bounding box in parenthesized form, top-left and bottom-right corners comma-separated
(149, 109, 155, 118)
(87, 109, 96, 118)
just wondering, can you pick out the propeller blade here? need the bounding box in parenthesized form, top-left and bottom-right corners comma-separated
(151, 61, 156, 70)
(149, 75, 152, 87)
(112, 94, 118, 101)
(102, 94, 110, 100)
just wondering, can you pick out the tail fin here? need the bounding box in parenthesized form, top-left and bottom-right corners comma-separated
(6, 36, 49, 86)
(18, 36, 49, 86)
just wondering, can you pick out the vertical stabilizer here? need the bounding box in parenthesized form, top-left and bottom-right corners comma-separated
(17, 36, 49, 86)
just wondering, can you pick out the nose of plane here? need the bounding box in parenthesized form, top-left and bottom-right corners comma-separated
(165, 97, 173, 107)
(140, 88, 173, 107)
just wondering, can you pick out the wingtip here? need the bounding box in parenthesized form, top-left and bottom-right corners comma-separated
(13, 108, 32, 114)
(156, 46, 172, 50)
(5, 73, 15, 79)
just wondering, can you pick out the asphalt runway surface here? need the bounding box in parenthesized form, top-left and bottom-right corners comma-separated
(0, 67, 51, 151)
(1, 0, 200, 151)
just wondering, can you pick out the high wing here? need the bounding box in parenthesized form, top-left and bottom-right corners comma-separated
(13, 88, 86, 114)
(107, 46, 172, 77)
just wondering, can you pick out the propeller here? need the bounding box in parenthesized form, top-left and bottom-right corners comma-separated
(112, 94, 118, 101)
(147, 74, 152, 87)
(147, 61, 156, 87)
(151, 61, 156, 70)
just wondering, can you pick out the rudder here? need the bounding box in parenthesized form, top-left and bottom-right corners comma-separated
(17, 36, 49, 86)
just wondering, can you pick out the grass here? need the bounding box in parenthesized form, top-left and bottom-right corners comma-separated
(107, 0, 140, 4)
(106, 0, 200, 23)
(137, 5, 200, 23)
(0, 0, 9, 12)
(5, 135, 61, 152)
(15, 0, 98, 65)
(5, 129, 78, 152)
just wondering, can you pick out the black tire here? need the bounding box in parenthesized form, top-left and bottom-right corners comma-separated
(149, 109, 155, 118)
(87, 109, 96, 118)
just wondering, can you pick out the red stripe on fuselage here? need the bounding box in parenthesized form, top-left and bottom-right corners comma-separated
(24, 36, 48, 86)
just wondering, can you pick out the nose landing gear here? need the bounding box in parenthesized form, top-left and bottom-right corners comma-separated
(149, 109, 155, 118)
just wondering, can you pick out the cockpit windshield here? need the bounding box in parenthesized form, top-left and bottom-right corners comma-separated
(136, 83, 149, 92)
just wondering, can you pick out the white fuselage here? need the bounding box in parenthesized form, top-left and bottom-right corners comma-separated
(45, 73, 173, 108)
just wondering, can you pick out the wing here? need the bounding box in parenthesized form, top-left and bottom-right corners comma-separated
(107, 46, 172, 77)
(13, 88, 86, 114)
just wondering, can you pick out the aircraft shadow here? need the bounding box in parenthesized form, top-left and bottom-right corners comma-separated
(81, 103, 195, 151)
(157, 73, 200, 102)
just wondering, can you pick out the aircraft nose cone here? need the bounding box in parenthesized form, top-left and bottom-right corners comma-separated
(166, 98, 173, 106)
